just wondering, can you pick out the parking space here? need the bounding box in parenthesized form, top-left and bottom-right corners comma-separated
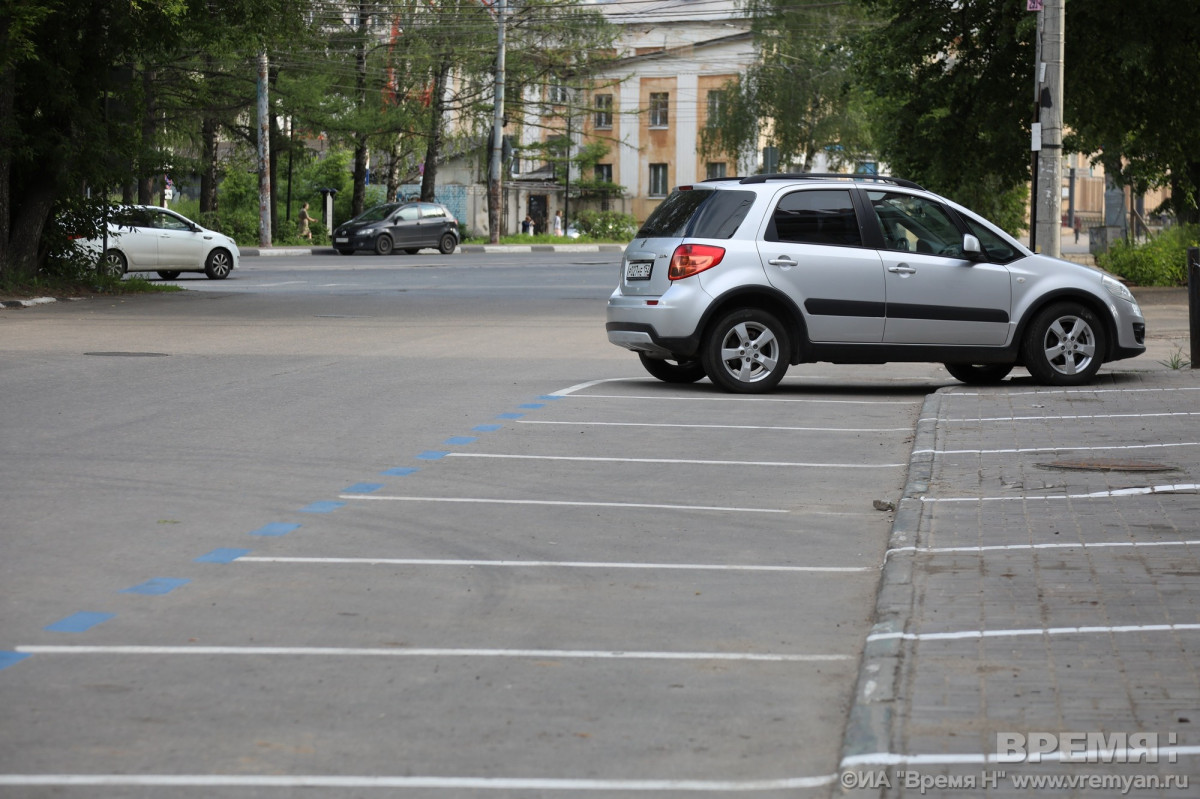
(1, 368, 928, 794)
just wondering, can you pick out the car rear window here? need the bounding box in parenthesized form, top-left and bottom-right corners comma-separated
(636, 189, 756, 239)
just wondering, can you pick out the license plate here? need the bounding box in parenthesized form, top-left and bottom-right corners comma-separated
(335, 237, 349, 244)
(625, 260, 652, 281)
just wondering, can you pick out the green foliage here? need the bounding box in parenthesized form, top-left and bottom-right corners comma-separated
(1097, 226, 1199, 287)
(573, 210, 637, 240)
(854, 0, 1035, 234)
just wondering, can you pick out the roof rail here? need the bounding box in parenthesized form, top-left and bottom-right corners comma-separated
(738, 172, 925, 190)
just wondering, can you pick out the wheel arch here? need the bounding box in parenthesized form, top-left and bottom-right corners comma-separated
(697, 286, 809, 364)
(1013, 289, 1119, 363)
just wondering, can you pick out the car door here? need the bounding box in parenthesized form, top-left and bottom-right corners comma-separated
(386, 204, 421, 248)
(756, 187, 885, 343)
(866, 190, 1012, 346)
(417, 203, 450, 247)
(151, 209, 207, 268)
(108, 207, 157, 268)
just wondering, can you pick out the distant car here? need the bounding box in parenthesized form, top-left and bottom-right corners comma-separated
(565, 224, 581, 239)
(607, 173, 1146, 391)
(83, 205, 239, 280)
(332, 201, 460, 255)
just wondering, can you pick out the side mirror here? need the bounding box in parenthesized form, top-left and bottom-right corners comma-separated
(962, 234, 983, 260)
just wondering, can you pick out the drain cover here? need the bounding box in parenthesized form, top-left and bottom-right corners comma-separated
(1038, 459, 1177, 473)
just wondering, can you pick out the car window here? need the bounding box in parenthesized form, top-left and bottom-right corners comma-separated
(636, 188, 755, 239)
(419, 204, 446, 219)
(151, 211, 192, 231)
(766, 189, 862, 247)
(958, 215, 1022, 264)
(868, 191, 963, 256)
(395, 205, 419, 222)
(111, 208, 152, 228)
(359, 204, 398, 223)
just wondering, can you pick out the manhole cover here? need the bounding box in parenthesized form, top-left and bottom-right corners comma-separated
(1037, 459, 1177, 473)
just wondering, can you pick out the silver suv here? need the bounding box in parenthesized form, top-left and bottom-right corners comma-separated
(606, 174, 1145, 392)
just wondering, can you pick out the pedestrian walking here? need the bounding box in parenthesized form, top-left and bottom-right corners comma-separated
(298, 202, 315, 242)
(553, 210, 563, 237)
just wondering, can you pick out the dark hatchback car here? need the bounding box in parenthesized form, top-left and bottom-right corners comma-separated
(333, 201, 460, 255)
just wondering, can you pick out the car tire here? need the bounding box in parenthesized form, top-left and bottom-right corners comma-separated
(1022, 302, 1106, 385)
(374, 235, 394, 255)
(157, 271, 181, 280)
(438, 233, 457, 255)
(702, 308, 791, 393)
(944, 363, 1014, 385)
(204, 249, 233, 280)
(638, 353, 707, 384)
(102, 250, 127, 278)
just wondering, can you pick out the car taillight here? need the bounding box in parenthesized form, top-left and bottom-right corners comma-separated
(668, 244, 725, 280)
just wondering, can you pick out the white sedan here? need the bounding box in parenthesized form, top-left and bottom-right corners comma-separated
(84, 206, 239, 280)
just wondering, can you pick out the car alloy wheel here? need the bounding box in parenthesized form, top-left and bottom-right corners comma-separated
(1023, 302, 1105, 385)
(204, 249, 233, 279)
(102, 250, 127, 277)
(702, 308, 791, 393)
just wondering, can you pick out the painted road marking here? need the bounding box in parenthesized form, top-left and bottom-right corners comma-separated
(235, 556, 872, 573)
(249, 523, 300, 537)
(338, 494, 789, 513)
(867, 622, 1200, 643)
(922, 484, 1200, 502)
(886, 539, 1200, 560)
(119, 578, 190, 596)
(446, 453, 906, 469)
(195, 548, 252, 564)
(0, 773, 838, 791)
(43, 613, 114, 633)
(15, 645, 850, 662)
(517, 420, 912, 433)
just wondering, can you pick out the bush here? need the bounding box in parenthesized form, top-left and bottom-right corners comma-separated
(573, 209, 638, 240)
(1098, 225, 1199, 286)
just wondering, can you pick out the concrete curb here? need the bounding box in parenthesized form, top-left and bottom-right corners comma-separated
(0, 297, 83, 310)
(837, 388, 945, 784)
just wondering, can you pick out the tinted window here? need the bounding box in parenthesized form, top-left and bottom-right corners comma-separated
(395, 206, 419, 222)
(359, 203, 399, 223)
(636, 189, 755, 239)
(420, 204, 446, 219)
(767, 189, 862, 247)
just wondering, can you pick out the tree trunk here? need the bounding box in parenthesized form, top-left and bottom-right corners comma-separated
(138, 69, 156, 204)
(200, 115, 219, 214)
(385, 135, 402, 203)
(420, 57, 452, 202)
(0, 64, 13, 277)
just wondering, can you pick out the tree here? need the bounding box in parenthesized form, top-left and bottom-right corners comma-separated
(701, 0, 874, 172)
(1066, 1, 1200, 223)
(853, 0, 1036, 232)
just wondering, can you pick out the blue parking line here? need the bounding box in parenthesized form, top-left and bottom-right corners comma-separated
(300, 501, 345, 513)
(537, 395, 565, 401)
(343, 483, 384, 494)
(518, 403, 545, 409)
(45, 612, 115, 633)
(417, 451, 448, 460)
(473, 424, 503, 432)
(250, 523, 301, 537)
(444, 436, 477, 446)
(381, 466, 420, 476)
(120, 578, 190, 596)
(0, 652, 31, 671)
(195, 548, 251, 564)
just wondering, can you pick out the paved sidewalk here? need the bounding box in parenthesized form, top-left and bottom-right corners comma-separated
(841, 362, 1200, 796)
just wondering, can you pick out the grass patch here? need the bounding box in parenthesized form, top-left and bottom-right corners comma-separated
(1, 273, 183, 300)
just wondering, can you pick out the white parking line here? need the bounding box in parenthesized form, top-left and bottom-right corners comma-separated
(0, 773, 838, 791)
(338, 494, 790, 513)
(886, 539, 1200, 560)
(16, 645, 850, 663)
(922, 484, 1200, 502)
(447, 453, 905, 469)
(237, 556, 873, 573)
(914, 441, 1200, 456)
(518, 420, 912, 433)
(867, 623, 1200, 643)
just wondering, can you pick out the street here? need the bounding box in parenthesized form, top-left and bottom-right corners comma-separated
(1, 253, 946, 796)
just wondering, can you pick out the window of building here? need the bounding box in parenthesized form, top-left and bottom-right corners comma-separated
(594, 94, 613, 129)
(706, 162, 727, 180)
(594, 163, 613, 183)
(649, 163, 669, 197)
(548, 83, 569, 105)
(706, 90, 724, 127)
(649, 93, 669, 128)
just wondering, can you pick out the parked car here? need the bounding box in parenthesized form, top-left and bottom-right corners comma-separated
(83, 205, 239, 280)
(332, 201, 460, 255)
(606, 173, 1146, 392)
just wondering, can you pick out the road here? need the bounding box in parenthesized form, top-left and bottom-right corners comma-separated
(0, 252, 1021, 795)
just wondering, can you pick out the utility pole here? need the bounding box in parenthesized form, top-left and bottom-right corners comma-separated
(1033, 0, 1064, 257)
(257, 50, 271, 247)
(487, 0, 507, 244)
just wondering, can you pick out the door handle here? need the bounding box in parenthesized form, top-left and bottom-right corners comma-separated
(767, 256, 798, 267)
(887, 264, 917, 275)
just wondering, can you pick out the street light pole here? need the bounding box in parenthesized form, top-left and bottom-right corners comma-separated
(1034, 0, 1064, 257)
(487, 0, 506, 244)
